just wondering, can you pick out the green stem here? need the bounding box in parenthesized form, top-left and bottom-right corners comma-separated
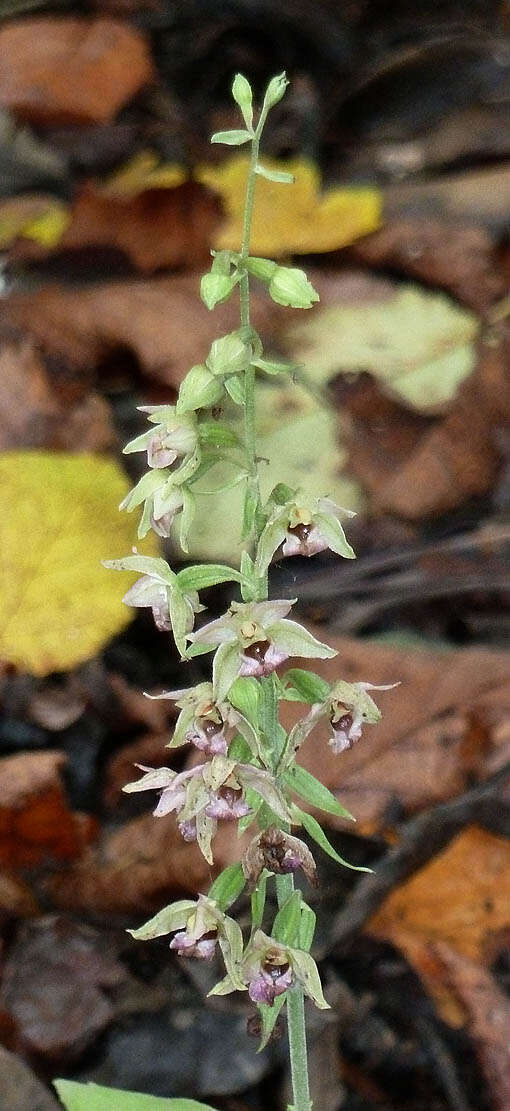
(276, 874, 312, 1111)
(240, 129, 260, 481)
(240, 99, 312, 1111)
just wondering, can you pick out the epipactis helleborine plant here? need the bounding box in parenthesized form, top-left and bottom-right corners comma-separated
(105, 72, 396, 1111)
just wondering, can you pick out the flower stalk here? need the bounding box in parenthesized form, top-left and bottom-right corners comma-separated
(105, 71, 395, 1111)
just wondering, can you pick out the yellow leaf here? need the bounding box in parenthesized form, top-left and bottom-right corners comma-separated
(0, 196, 70, 249)
(0, 452, 158, 676)
(102, 151, 186, 198)
(196, 156, 381, 255)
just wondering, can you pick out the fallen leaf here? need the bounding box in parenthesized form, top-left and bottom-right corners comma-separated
(102, 151, 185, 197)
(0, 195, 70, 249)
(0, 338, 115, 453)
(0, 452, 157, 675)
(0, 1044, 60, 1111)
(432, 941, 510, 1110)
(56, 181, 220, 273)
(0, 916, 127, 1059)
(371, 327, 509, 519)
(282, 632, 510, 827)
(0, 751, 95, 868)
(281, 280, 479, 413)
(3, 274, 282, 387)
(367, 827, 510, 964)
(47, 809, 248, 915)
(197, 155, 381, 255)
(0, 872, 39, 918)
(350, 216, 505, 313)
(179, 379, 363, 561)
(0, 17, 153, 125)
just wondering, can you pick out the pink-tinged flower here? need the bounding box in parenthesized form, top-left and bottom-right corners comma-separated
(210, 930, 329, 1010)
(205, 786, 251, 820)
(248, 959, 293, 1004)
(170, 928, 218, 961)
(123, 755, 291, 863)
(285, 678, 398, 764)
(123, 405, 198, 470)
(122, 575, 173, 632)
(145, 681, 261, 760)
(104, 555, 203, 651)
(256, 491, 356, 574)
(128, 895, 244, 984)
(328, 681, 398, 754)
(188, 600, 336, 703)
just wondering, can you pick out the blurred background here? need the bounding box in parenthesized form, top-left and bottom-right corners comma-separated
(0, 1, 509, 1109)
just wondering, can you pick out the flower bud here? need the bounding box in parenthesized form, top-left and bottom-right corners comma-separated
(268, 266, 319, 309)
(262, 72, 289, 111)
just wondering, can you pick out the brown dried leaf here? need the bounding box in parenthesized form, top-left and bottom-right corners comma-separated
(350, 216, 504, 313)
(432, 941, 510, 1111)
(341, 328, 509, 519)
(0, 916, 126, 1060)
(367, 827, 510, 964)
(0, 17, 153, 125)
(282, 633, 510, 827)
(3, 274, 281, 387)
(10, 181, 221, 274)
(0, 751, 96, 868)
(47, 810, 247, 915)
(0, 338, 115, 453)
(0, 1044, 60, 1110)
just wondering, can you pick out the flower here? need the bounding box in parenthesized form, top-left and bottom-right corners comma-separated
(128, 895, 244, 984)
(188, 599, 336, 703)
(104, 554, 205, 652)
(328, 681, 398, 754)
(146, 682, 242, 757)
(123, 754, 291, 863)
(242, 827, 317, 887)
(123, 405, 198, 471)
(211, 929, 329, 1009)
(256, 490, 355, 574)
(285, 678, 398, 761)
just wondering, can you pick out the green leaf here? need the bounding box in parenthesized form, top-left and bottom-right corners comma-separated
(283, 668, 330, 704)
(273, 891, 302, 946)
(228, 733, 254, 763)
(102, 555, 174, 585)
(255, 164, 294, 184)
(208, 862, 246, 909)
(200, 272, 237, 311)
(232, 73, 253, 129)
(213, 641, 241, 703)
(284, 765, 354, 820)
(251, 869, 268, 930)
(176, 563, 242, 591)
(298, 902, 316, 951)
(297, 808, 372, 872)
(252, 356, 295, 375)
(53, 1080, 216, 1110)
(211, 129, 253, 145)
(257, 993, 287, 1051)
(224, 373, 245, 405)
(228, 676, 260, 728)
(241, 480, 259, 540)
